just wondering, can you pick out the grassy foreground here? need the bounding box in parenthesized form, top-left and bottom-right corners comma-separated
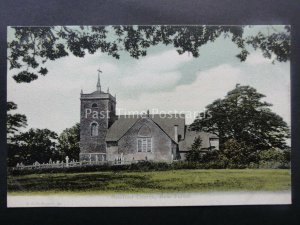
(7, 169, 291, 195)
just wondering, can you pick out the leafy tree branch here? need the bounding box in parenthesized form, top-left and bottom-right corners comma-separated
(8, 25, 290, 83)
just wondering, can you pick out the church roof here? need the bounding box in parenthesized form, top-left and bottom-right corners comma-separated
(105, 114, 185, 142)
(178, 129, 219, 151)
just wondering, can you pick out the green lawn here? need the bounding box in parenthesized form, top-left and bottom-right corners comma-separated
(7, 169, 291, 195)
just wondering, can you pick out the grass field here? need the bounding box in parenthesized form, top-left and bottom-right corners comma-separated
(7, 169, 291, 195)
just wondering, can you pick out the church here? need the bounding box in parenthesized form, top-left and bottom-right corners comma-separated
(79, 73, 219, 163)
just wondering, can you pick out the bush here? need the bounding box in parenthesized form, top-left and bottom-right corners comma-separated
(8, 161, 173, 176)
(258, 160, 290, 169)
(8, 154, 291, 176)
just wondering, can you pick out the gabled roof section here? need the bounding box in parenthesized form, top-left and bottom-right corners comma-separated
(179, 128, 219, 151)
(106, 116, 139, 142)
(151, 114, 185, 142)
(105, 114, 185, 142)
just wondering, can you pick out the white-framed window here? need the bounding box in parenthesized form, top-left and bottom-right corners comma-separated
(91, 122, 98, 136)
(137, 137, 152, 152)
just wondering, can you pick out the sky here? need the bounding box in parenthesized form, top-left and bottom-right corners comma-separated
(7, 26, 290, 135)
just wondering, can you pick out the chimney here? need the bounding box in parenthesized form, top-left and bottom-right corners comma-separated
(174, 125, 178, 143)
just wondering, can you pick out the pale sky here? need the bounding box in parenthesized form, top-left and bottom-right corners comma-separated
(7, 26, 290, 135)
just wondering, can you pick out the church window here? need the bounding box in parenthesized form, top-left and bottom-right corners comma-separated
(137, 125, 152, 152)
(91, 122, 98, 136)
(92, 103, 98, 108)
(137, 137, 152, 152)
(138, 125, 151, 137)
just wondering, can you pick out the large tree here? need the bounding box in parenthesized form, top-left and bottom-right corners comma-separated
(7, 101, 28, 166)
(58, 123, 80, 161)
(9, 128, 59, 165)
(8, 25, 290, 83)
(190, 85, 290, 152)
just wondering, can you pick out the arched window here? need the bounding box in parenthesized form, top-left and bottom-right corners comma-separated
(92, 103, 98, 108)
(138, 125, 151, 137)
(91, 122, 98, 136)
(137, 125, 152, 152)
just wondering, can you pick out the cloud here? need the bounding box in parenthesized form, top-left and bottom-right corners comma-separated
(118, 64, 240, 124)
(7, 50, 118, 133)
(136, 50, 192, 72)
(120, 50, 193, 91)
(245, 52, 274, 65)
(7, 37, 290, 133)
(121, 71, 181, 90)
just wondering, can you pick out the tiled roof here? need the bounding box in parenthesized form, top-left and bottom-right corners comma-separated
(105, 114, 185, 142)
(178, 129, 219, 151)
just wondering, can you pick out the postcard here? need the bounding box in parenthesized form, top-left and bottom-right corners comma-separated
(6, 25, 291, 207)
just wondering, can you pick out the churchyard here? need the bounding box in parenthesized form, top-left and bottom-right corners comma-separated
(7, 169, 290, 195)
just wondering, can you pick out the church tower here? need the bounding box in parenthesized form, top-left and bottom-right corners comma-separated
(79, 70, 116, 162)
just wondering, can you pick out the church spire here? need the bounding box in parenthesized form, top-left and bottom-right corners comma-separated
(97, 68, 102, 92)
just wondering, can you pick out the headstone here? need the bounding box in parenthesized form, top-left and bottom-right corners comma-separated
(65, 156, 69, 167)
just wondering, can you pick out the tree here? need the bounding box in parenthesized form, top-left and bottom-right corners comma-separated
(222, 139, 258, 167)
(9, 128, 59, 165)
(258, 148, 290, 164)
(58, 123, 80, 161)
(190, 85, 290, 154)
(7, 101, 28, 166)
(186, 136, 203, 162)
(7, 101, 27, 141)
(8, 25, 290, 83)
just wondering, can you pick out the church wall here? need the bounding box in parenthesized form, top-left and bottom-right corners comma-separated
(106, 142, 119, 161)
(115, 117, 173, 162)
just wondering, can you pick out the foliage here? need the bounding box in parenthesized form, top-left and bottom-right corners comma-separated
(8, 128, 59, 166)
(185, 136, 203, 162)
(7, 169, 291, 194)
(221, 139, 258, 167)
(58, 123, 80, 161)
(7, 101, 28, 167)
(7, 101, 27, 141)
(190, 85, 290, 154)
(258, 148, 291, 169)
(8, 25, 290, 83)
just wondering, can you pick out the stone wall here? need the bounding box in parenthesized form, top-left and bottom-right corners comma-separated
(79, 93, 116, 161)
(108, 117, 175, 163)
